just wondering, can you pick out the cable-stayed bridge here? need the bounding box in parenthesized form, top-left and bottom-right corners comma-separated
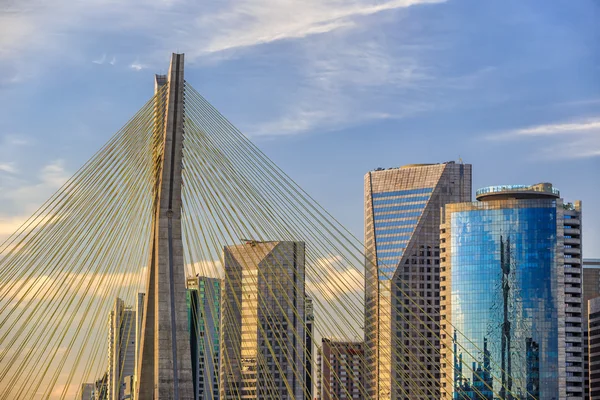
(0, 54, 532, 400)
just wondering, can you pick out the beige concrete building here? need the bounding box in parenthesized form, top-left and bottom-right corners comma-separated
(364, 162, 472, 400)
(220, 241, 307, 400)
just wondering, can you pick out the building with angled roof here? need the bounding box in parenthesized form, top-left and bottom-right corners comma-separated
(364, 162, 472, 399)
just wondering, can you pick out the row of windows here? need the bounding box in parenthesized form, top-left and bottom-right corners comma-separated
(374, 211, 422, 222)
(375, 226, 414, 236)
(373, 202, 427, 213)
(372, 195, 431, 206)
(376, 234, 411, 243)
(372, 187, 433, 199)
(375, 219, 419, 229)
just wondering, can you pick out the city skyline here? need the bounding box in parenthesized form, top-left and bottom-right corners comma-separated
(0, 2, 599, 399)
(1, 0, 599, 258)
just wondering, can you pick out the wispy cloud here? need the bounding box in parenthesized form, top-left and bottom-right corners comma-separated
(487, 117, 600, 159)
(0, 160, 69, 242)
(129, 62, 147, 71)
(194, 0, 445, 56)
(0, 163, 17, 174)
(92, 53, 106, 64)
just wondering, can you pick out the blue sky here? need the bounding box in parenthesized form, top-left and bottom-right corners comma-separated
(0, 0, 599, 256)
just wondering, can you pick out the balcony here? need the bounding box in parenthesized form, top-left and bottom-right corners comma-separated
(565, 276, 582, 284)
(565, 228, 581, 236)
(565, 248, 582, 255)
(565, 286, 582, 294)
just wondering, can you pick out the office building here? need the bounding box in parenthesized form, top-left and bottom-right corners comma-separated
(93, 372, 108, 400)
(306, 296, 314, 400)
(440, 183, 583, 399)
(589, 297, 600, 399)
(220, 241, 307, 400)
(81, 383, 94, 400)
(364, 162, 472, 399)
(585, 259, 600, 399)
(317, 338, 365, 400)
(187, 275, 221, 400)
(134, 292, 144, 397)
(107, 298, 136, 400)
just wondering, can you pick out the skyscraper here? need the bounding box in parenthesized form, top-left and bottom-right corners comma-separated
(589, 296, 600, 399)
(220, 241, 307, 400)
(187, 275, 221, 400)
(317, 338, 365, 400)
(81, 383, 94, 400)
(584, 259, 600, 399)
(364, 162, 472, 400)
(440, 183, 583, 399)
(305, 296, 314, 400)
(107, 298, 136, 400)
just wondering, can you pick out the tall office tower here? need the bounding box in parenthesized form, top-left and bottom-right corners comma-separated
(585, 259, 600, 399)
(93, 372, 108, 400)
(583, 259, 600, 398)
(187, 275, 221, 400)
(134, 292, 144, 396)
(305, 296, 314, 400)
(318, 338, 365, 400)
(589, 297, 600, 399)
(107, 298, 136, 400)
(220, 241, 306, 400)
(440, 183, 583, 400)
(364, 162, 472, 400)
(81, 383, 94, 400)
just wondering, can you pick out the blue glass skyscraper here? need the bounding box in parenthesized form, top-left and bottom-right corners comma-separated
(440, 183, 583, 400)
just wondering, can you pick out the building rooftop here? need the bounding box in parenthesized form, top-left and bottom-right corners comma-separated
(371, 161, 458, 172)
(476, 182, 560, 201)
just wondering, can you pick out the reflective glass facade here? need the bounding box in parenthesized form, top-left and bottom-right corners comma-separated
(372, 188, 432, 279)
(441, 199, 567, 400)
(187, 276, 221, 400)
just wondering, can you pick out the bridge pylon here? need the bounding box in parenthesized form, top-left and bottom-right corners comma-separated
(136, 53, 194, 400)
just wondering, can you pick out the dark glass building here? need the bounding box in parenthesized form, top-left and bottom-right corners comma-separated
(440, 183, 583, 400)
(187, 276, 221, 400)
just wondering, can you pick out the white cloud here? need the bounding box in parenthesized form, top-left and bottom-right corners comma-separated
(0, 163, 17, 174)
(129, 62, 147, 71)
(487, 117, 600, 160)
(249, 36, 433, 136)
(0, 160, 69, 242)
(194, 0, 445, 56)
(514, 119, 600, 136)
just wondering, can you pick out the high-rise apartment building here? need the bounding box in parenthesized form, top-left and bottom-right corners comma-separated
(585, 259, 600, 399)
(364, 162, 472, 400)
(107, 298, 136, 400)
(440, 183, 583, 399)
(317, 338, 365, 400)
(589, 296, 600, 399)
(220, 241, 307, 400)
(187, 275, 221, 400)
